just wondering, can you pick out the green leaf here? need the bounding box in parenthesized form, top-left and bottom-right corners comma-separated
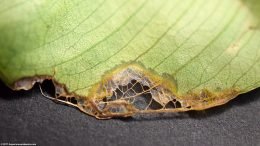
(0, 0, 260, 118)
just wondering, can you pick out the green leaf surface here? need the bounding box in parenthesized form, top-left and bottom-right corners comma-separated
(0, 0, 260, 118)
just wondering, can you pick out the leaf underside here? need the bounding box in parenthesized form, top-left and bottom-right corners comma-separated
(0, 0, 260, 119)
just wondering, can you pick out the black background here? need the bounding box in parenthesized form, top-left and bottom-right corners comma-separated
(0, 80, 259, 146)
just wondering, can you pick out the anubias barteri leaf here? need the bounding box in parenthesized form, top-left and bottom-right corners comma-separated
(0, 0, 260, 119)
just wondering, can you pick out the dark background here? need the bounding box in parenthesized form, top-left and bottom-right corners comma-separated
(0, 80, 259, 146)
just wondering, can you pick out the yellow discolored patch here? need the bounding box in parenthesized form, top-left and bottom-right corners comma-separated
(66, 63, 240, 119)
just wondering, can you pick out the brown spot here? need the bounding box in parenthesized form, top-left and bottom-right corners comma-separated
(8, 64, 241, 119)
(248, 25, 259, 30)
